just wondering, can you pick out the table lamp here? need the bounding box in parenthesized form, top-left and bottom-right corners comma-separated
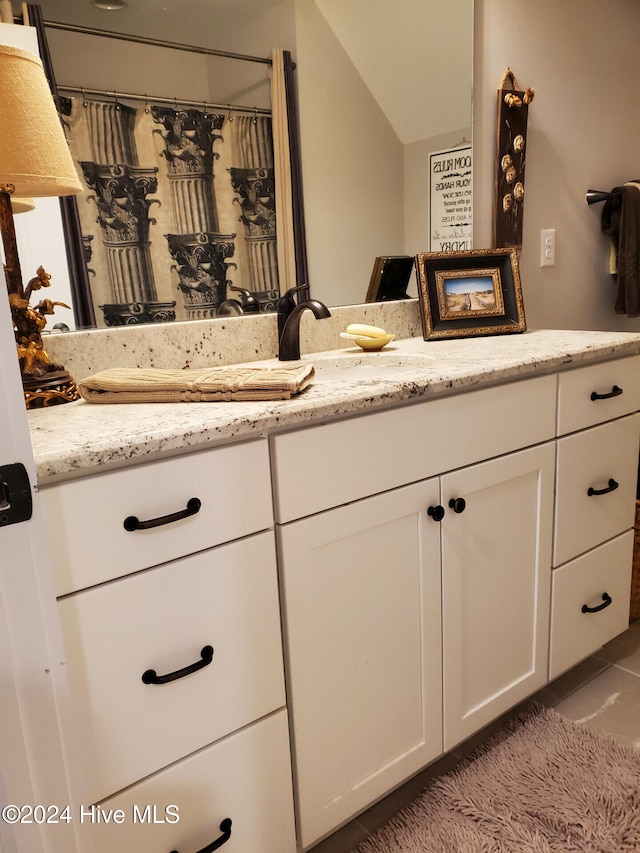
(0, 41, 83, 408)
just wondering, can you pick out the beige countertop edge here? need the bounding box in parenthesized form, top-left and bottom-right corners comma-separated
(28, 330, 640, 485)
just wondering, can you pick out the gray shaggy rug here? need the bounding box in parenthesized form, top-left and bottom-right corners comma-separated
(353, 705, 640, 852)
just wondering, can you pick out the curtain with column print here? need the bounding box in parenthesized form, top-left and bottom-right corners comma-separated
(61, 95, 279, 328)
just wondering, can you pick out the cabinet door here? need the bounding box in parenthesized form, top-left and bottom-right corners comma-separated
(441, 442, 555, 751)
(278, 480, 442, 849)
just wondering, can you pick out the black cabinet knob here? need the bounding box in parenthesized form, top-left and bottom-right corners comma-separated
(427, 505, 445, 522)
(448, 497, 466, 514)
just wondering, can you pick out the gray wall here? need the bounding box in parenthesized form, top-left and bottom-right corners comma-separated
(474, 0, 640, 332)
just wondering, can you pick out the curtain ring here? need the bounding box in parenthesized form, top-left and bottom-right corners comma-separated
(144, 94, 150, 114)
(252, 107, 258, 125)
(113, 90, 120, 111)
(227, 104, 233, 123)
(81, 87, 87, 108)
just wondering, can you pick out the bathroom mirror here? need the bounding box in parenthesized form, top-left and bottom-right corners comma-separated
(20, 0, 473, 327)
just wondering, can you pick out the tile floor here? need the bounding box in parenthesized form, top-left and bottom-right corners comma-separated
(309, 618, 640, 853)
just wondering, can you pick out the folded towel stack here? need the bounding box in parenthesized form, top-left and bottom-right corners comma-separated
(79, 364, 315, 403)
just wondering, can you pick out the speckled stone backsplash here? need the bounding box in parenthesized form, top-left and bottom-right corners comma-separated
(43, 300, 423, 382)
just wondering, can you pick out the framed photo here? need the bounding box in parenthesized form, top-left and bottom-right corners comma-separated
(415, 248, 526, 340)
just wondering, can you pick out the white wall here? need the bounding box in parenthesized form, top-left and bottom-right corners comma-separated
(313, 0, 472, 146)
(294, 0, 404, 307)
(474, 0, 640, 333)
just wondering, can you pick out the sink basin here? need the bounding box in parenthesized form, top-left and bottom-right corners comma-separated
(309, 351, 433, 382)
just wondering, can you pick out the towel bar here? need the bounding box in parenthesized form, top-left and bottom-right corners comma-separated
(586, 188, 621, 205)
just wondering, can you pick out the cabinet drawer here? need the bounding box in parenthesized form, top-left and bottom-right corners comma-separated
(90, 710, 296, 853)
(272, 375, 556, 522)
(557, 356, 640, 435)
(549, 531, 633, 680)
(58, 532, 286, 803)
(41, 440, 273, 595)
(554, 414, 639, 566)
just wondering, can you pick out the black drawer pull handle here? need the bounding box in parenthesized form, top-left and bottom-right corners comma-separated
(427, 505, 445, 522)
(587, 478, 619, 497)
(142, 645, 214, 685)
(581, 592, 612, 614)
(590, 384, 623, 401)
(123, 497, 201, 531)
(170, 817, 232, 853)
(448, 497, 466, 514)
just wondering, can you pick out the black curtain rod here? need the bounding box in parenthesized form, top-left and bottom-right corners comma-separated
(41, 19, 272, 66)
(57, 85, 271, 116)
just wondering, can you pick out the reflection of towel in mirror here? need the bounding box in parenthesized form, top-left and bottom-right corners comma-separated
(601, 181, 640, 316)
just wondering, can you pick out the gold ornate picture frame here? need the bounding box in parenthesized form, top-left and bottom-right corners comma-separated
(416, 248, 526, 340)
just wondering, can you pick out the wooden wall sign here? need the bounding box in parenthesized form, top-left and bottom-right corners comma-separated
(494, 69, 535, 251)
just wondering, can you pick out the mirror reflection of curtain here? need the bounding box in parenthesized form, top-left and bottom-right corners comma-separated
(271, 48, 309, 293)
(27, 3, 96, 328)
(61, 96, 279, 328)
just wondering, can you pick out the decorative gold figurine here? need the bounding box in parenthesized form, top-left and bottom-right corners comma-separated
(8, 265, 79, 408)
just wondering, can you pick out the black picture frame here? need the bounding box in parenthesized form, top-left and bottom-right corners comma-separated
(415, 248, 526, 340)
(365, 256, 415, 303)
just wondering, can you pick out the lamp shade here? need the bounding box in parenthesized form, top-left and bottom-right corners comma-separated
(11, 196, 35, 213)
(0, 43, 82, 197)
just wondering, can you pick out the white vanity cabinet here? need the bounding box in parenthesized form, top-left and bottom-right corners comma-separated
(31, 342, 640, 853)
(40, 440, 297, 853)
(549, 358, 640, 679)
(272, 375, 557, 849)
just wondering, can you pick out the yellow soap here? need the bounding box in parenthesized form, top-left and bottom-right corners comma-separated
(346, 323, 387, 339)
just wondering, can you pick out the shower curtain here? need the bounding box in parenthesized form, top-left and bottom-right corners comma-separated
(62, 95, 279, 327)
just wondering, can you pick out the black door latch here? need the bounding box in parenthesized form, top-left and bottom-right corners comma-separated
(0, 463, 33, 527)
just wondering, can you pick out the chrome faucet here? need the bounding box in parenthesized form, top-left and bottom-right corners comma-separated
(277, 285, 331, 361)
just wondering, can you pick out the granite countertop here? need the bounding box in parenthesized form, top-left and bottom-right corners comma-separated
(29, 329, 640, 485)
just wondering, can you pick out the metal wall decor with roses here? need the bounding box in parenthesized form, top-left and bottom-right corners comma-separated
(62, 95, 279, 328)
(493, 69, 535, 251)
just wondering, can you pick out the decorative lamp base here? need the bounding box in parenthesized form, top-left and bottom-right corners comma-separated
(23, 370, 80, 410)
